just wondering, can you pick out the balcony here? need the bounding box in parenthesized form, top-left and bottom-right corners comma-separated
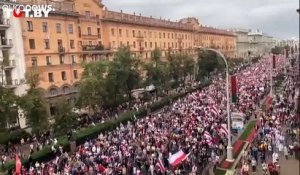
(82, 44, 104, 51)
(0, 39, 13, 49)
(58, 46, 65, 55)
(136, 35, 144, 41)
(2, 79, 24, 89)
(0, 19, 10, 29)
(3, 60, 16, 69)
(81, 34, 99, 40)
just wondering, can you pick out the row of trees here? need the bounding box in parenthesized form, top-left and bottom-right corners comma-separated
(78, 47, 228, 112)
(0, 47, 228, 135)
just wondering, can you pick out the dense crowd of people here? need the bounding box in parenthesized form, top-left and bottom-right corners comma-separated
(1, 55, 291, 175)
(240, 56, 299, 175)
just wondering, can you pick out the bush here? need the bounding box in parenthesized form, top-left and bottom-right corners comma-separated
(0, 129, 30, 145)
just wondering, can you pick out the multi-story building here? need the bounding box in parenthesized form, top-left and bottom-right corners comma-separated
(248, 29, 273, 57)
(274, 37, 299, 51)
(231, 28, 273, 58)
(17, 0, 236, 114)
(0, 0, 28, 128)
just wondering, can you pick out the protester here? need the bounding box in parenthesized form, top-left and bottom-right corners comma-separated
(8, 55, 292, 175)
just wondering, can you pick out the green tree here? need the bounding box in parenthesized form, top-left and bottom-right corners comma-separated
(181, 54, 195, 85)
(167, 53, 182, 88)
(196, 50, 223, 80)
(53, 98, 77, 135)
(18, 71, 49, 133)
(107, 47, 141, 103)
(0, 87, 18, 131)
(271, 46, 284, 55)
(77, 60, 109, 112)
(144, 48, 169, 90)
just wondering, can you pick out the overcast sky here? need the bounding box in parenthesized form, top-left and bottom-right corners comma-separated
(102, 0, 299, 39)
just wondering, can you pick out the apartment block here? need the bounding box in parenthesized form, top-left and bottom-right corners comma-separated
(4, 0, 237, 114)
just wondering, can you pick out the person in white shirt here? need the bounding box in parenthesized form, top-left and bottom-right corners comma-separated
(251, 158, 257, 172)
(272, 152, 279, 163)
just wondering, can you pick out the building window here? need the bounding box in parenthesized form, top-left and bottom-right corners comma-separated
(46, 56, 52, 65)
(29, 39, 35, 49)
(132, 30, 135, 37)
(61, 71, 67, 80)
(48, 73, 54, 82)
(68, 24, 73, 34)
(97, 28, 101, 38)
(145, 42, 147, 48)
(168, 33, 170, 39)
(27, 21, 33, 31)
(56, 23, 61, 33)
(149, 32, 152, 38)
(70, 40, 75, 49)
(87, 27, 92, 35)
(63, 86, 70, 94)
(159, 32, 161, 38)
(59, 55, 64, 64)
(111, 28, 115, 36)
(150, 42, 152, 48)
(50, 89, 57, 96)
(144, 31, 147, 38)
(126, 30, 129, 37)
(31, 57, 37, 66)
(163, 33, 165, 38)
(71, 55, 76, 64)
(42, 22, 48, 32)
(73, 70, 78, 79)
(119, 29, 122, 37)
(44, 39, 50, 49)
(138, 30, 141, 37)
(133, 41, 136, 48)
(127, 41, 130, 47)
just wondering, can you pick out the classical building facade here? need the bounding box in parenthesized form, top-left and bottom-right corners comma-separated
(13, 0, 236, 113)
(231, 28, 273, 59)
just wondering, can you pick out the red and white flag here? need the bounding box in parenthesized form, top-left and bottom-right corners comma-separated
(168, 150, 190, 167)
(204, 131, 212, 140)
(219, 124, 228, 136)
(156, 159, 166, 172)
(210, 106, 218, 116)
(15, 154, 21, 175)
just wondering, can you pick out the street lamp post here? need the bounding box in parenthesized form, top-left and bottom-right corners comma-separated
(194, 47, 234, 162)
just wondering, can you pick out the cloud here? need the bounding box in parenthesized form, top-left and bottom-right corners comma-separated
(103, 0, 299, 38)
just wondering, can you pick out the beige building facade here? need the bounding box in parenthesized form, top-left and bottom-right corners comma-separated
(17, 0, 237, 112)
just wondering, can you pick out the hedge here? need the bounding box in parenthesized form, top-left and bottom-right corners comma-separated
(0, 80, 211, 173)
(0, 129, 30, 145)
(215, 168, 227, 175)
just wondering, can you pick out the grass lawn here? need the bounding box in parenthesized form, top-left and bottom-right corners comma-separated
(215, 168, 227, 175)
(239, 120, 257, 141)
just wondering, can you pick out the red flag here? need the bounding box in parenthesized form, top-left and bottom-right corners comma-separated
(272, 55, 276, 69)
(231, 75, 237, 103)
(15, 154, 21, 174)
(266, 95, 272, 112)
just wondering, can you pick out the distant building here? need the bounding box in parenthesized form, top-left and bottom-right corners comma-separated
(230, 28, 273, 59)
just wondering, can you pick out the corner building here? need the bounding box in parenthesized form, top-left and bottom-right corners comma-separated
(21, 0, 236, 113)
